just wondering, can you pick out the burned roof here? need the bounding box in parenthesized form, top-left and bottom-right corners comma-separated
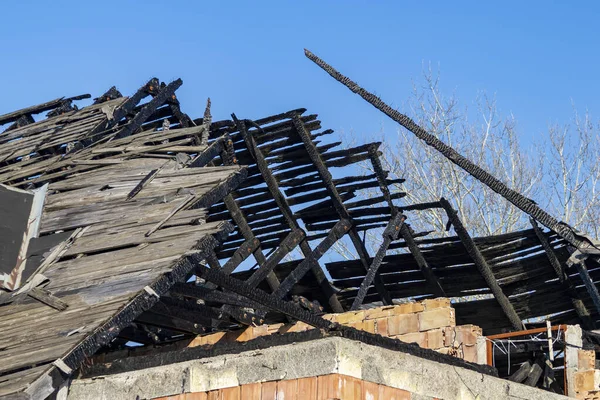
(1, 56, 600, 399)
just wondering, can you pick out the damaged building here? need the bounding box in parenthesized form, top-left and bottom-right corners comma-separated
(1, 50, 600, 399)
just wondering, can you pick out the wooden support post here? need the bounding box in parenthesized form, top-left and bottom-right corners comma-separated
(292, 115, 393, 305)
(273, 219, 351, 300)
(575, 261, 600, 316)
(234, 115, 344, 312)
(351, 213, 405, 309)
(530, 218, 595, 328)
(440, 197, 524, 331)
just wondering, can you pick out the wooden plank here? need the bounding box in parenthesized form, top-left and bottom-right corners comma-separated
(297, 377, 317, 399)
(221, 386, 240, 400)
(27, 288, 68, 311)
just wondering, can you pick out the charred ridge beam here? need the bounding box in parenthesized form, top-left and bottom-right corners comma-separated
(368, 145, 396, 210)
(235, 115, 344, 312)
(93, 86, 123, 104)
(196, 260, 335, 330)
(292, 115, 393, 305)
(351, 213, 406, 309)
(247, 229, 305, 287)
(399, 224, 446, 298)
(530, 218, 595, 328)
(273, 219, 351, 299)
(305, 49, 596, 252)
(0, 94, 91, 125)
(115, 79, 183, 139)
(440, 197, 524, 330)
(4, 113, 35, 132)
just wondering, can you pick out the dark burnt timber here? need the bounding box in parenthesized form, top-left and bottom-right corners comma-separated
(440, 198, 524, 331)
(233, 114, 344, 312)
(530, 218, 595, 328)
(351, 213, 405, 309)
(292, 115, 393, 305)
(0, 94, 91, 126)
(304, 48, 598, 253)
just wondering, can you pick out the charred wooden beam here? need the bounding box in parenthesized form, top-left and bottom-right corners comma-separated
(93, 86, 122, 104)
(247, 229, 305, 287)
(575, 261, 600, 317)
(292, 115, 393, 305)
(305, 48, 597, 252)
(115, 79, 183, 139)
(171, 283, 266, 312)
(440, 197, 524, 330)
(530, 218, 595, 328)
(136, 311, 206, 335)
(351, 213, 405, 309)
(196, 257, 335, 330)
(399, 224, 446, 298)
(273, 219, 351, 300)
(0, 94, 90, 125)
(220, 237, 260, 275)
(4, 113, 35, 132)
(235, 115, 343, 312)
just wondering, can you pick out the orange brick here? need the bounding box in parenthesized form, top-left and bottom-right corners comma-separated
(462, 344, 478, 363)
(422, 298, 451, 310)
(579, 349, 596, 371)
(575, 370, 600, 392)
(331, 310, 366, 324)
(364, 306, 396, 320)
(391, 302, 424, 315)
(185, 392, 208, 400)
(444, 325, 481, 347)
(396, 332, 428, 347)
(426, 329, 445, 349)
(419, 308, 455, 331)
(363, 319, 376, 333)
(376, 317, 389, 336)
(388, 313, 419, 336)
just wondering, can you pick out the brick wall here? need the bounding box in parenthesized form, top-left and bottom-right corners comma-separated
(152, 373, 432, 400)
(188, 297, 484, 364)
(573, 349, 600, 399)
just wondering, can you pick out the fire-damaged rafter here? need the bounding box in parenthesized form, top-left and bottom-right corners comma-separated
(273, 219, 351, 299)
(351, 212, 406, 309)
(440, 198, 524, 330)
(529, 218, 595, 329)
(304, 48, 598, 253)
(233, 114, 344, 312)
(292, 115, 393, 305)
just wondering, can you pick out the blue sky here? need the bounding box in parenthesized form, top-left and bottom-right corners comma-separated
(1, 1, 599, 143)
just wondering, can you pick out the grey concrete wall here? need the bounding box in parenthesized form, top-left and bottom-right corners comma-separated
(68, 337, 568, 400)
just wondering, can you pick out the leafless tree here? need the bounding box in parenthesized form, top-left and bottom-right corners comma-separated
(352, 67, 600, 243)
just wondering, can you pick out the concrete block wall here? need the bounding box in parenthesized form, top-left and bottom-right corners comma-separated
(188, 298, 485, 364)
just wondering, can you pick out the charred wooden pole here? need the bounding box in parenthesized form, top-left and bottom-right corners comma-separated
(367, 145, 446, 299)
(234, 115, 344, 312)
(530, 218, 595, 327)
(292, 115, 393, 305)
(440, 198, 524, 331)
(197, 254, 336, 329)
(351, 213, 405, 309)
(304, 49, 597, 252)
(273, 219, 351, 299)
(399, 224, 446, 298)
